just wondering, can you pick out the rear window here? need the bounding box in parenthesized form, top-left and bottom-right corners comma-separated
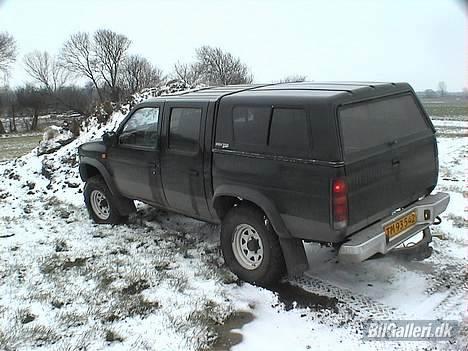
(339, 94, 430, 156)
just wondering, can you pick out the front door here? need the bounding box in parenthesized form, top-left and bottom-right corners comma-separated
(106, 105, 164, 205)
(160, 102, 210, 218)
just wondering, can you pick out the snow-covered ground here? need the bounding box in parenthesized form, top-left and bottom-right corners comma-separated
(0, 99, 466, 350)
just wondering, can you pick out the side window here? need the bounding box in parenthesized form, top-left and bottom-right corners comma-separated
(120, 107, 159, 147)
(269, 108, 309, 157)
(169, 108, 202, 152)
(232, 106, 271, 147)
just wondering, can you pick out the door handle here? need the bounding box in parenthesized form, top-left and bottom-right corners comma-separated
(150, 162, 160, 175)
(189, 169, 199, 176)
(392, 159, 400, 167)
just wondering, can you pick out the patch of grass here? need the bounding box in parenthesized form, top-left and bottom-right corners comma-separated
(24, 325, 60, 347)
(99, 294, 160, 322)
(51, 300, 65, 309)
(446, 213, 467, 229)
(197, 266, 238, 285)
(122, 279, 150, 295)
(40, 254, 88, 275)
(0, 322, 60, 350)
(43, 196, 63, 210)
(166, 299, 231, 351)
(104, 329, 124, 343)
(167, 271, 189, 293)
(58, 311, 89, 328)
(54, 239, 69, 253)
(0, 329, 19, 351)
(94, 268, 117, 289)
(16, 308, 36, 324)
(51, 332, 93, 351)
(188, 300, 231, 327)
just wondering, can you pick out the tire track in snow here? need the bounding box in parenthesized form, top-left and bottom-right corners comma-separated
(293, 274, 401, 320)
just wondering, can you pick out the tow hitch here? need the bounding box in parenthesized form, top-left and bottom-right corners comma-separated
(391, 228, 433, 261)
(392, 215, 445, 261)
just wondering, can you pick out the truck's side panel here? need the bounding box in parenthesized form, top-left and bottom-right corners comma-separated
(212, 92, 346, 242)
(213, 152, 345, 242)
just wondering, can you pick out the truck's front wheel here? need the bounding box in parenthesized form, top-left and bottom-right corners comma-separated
(221, 205, 285, 286)
(84, 177, 127, 224)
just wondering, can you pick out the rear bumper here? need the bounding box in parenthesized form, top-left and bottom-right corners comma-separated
(338, 192, 450, 263)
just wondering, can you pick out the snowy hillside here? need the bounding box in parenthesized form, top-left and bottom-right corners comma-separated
(0, 87, 466, 351)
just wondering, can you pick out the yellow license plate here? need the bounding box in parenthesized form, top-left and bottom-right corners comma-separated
(384, 211, 417, 240)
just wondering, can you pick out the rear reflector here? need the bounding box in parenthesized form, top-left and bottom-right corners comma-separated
(332, 178, 348, 230)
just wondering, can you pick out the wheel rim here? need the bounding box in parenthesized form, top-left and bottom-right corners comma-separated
(90, 190, 110, 220)
(232, 224, 264, 270)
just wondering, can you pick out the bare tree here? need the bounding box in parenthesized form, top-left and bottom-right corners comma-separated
(0, 87, 18, 132)
(60, 32, 104, 101)
(24, 51, 70, 93)
(93, 29, 131, 101)
(56, 85, 93, 115)
(438, 81, 447, 97)
(121, 55, 163, 95)
(424, 89, 437, 98)
(195, 46, 253, 85)
(0, 32, 16, 75)
(173, 61, 202, 86)
(16, 85, 47, 131)
(279, 75, 307, 83)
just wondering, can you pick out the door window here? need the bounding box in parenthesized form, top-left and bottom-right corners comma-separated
(119, 107, 159, 148)
(168, 108, 202, 152)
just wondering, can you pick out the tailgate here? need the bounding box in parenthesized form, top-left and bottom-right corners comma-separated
(338, 93, 438, 232)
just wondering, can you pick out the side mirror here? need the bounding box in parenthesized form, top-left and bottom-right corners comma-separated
(102, 131, 117, 147)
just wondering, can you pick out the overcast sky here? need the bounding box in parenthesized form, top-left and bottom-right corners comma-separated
(0, 0, 466, 91)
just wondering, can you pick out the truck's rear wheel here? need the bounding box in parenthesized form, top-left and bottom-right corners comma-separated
(84, 177, 127, 224)
(221, 205, 285, 286)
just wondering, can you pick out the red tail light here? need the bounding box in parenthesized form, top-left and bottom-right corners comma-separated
(332, 178, 348, 230)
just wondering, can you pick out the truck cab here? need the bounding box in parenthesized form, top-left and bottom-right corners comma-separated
(78, 82, 449, 286)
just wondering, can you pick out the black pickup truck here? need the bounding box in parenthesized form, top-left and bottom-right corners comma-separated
(78, 82, 450, 286)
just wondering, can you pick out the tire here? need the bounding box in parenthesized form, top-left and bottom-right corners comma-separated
(83, 176, 127, 224)
(221, 205, 285, 286)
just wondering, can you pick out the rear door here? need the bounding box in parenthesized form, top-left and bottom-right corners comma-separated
(159, 102, 210, 218)
(339, 93, 436, 229)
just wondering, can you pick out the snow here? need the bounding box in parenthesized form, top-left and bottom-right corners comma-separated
(0, 89, 466, 351)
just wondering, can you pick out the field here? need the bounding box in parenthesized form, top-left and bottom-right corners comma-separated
(0, 102, 466, 351)
(0, 134, 43, 161)
(419, 96, 468, 120)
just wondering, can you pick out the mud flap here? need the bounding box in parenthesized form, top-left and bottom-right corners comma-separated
(114, 196, 136, 216)
(279, 237, 309, 278)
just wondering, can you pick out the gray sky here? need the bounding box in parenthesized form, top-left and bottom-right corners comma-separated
(0, 0, 466, 91)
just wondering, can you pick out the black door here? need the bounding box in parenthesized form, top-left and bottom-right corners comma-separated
(106, 105, 165, 205)
(160, 102, 210, 218)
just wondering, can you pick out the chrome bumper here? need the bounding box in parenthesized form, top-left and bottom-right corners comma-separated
(338, 192, 450, 263)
